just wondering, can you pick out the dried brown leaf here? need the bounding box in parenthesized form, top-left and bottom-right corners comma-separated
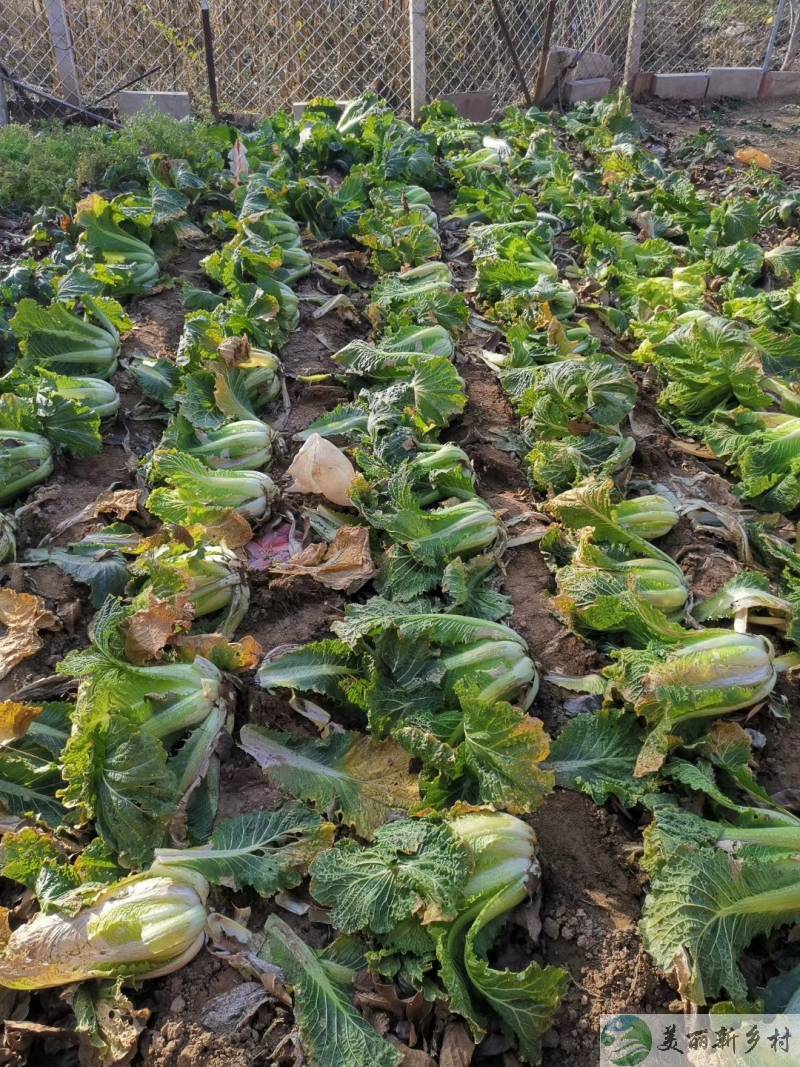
(389, 1039, 436, 1067)
(355, 984, 405, 1021)
(669, 439, 717, 460)
(440, 1022, 474, 1067)
(170, 633, 263, 671)
(0, 909, 11, 951)
(90, 489, 142, 521)
(203, 983, 270, 1035)
(0, 591, 59, 681)
(124, 595, 194, 665)
(4, 1020, 75, 1056)
(272, 526, 374, 593)
(218, 335, 252, 366)
(80, 992, 149, 1067)
(0, 702, 42, 745)
(193, 511, 254, 551)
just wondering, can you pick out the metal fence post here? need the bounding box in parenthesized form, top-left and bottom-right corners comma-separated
(409, 0, 427, 123)
(763, 0, 787, 71)
(44, 0, 82, 104)
(782, 4, 800, 69)
(623, 0, 647, 88)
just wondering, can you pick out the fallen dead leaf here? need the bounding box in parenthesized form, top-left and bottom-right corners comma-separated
(0, 590, 59, 681)
(4, 1020, 76, 1056)
(0, 908, 11, 950)
(355, 982, 406, 1020)
(218, 335, 252, 366)
(312, 293, 360, 326)
(271, 526, 374, 593)
(58, 599, 82, 634)
(61, 983, 149, 1067)
(124, 595, 194, 665)
(170, 633, 263, 671)
(91, 489, 142, 521)
(194, 511, 253, 551)
(202, 983, 269, 1035)
(405, 991, 432, 1030)
(389, 1039, 436, 1067)
(329, 249, 370, 271)
(0, 702, 42, 745)
(82, 990, 149, 1067)
(440, 1022, 474, 1067)
(669, 438, 717, 460)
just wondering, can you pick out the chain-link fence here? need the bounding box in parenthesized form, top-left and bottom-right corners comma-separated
(208, 0, 410, 115)
(65, 0, 205, 104)
(1, 0, 60, 97)
(640, 0, 775, 73)
(1, 0, 411, 117)
(426, 0, 547, 106)
(2, 0, 601, 117)
(559, 0, 630, 79)
(0, 0, 792, 123)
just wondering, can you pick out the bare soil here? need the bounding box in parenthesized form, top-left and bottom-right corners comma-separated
(4, 101, 800, 1067)
(636, 97, 800, 175)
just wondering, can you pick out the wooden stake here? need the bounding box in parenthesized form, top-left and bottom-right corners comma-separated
(624, 0, 648, 88)
(200, 0, 220, 121)
(533, 0, 558, 104)
(491, 0, 533, 108)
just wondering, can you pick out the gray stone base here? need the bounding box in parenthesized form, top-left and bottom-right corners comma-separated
(438, 92, 493, 121)
(706, 66, 762, 99)
(565, 77, 612, 103)
(652, 72, 710, 99)
(760, 71, 800, 98)
(117, 91, 191, 119)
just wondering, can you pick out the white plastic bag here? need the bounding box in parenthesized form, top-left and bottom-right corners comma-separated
(286, 434, 356, 507)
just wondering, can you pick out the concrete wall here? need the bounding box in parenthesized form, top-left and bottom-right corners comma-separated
(646, 66, 800, 102)
(117, 91, 191, 119)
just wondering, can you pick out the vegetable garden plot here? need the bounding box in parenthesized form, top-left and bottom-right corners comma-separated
(1, 90, 800, 1066)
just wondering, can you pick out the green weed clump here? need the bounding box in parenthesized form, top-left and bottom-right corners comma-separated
(0, 111, 224, 215)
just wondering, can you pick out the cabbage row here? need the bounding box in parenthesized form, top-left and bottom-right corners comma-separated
(0, 99, 573, 1066)
(3, 91, 800, 1059)
(423, 94, 800, 1013)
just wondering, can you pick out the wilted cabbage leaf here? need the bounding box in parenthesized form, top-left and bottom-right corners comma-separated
(260, 914, 401, 1067)
(547, 708, 653, 806)
(240, 726, 419, 838)
(153, 804, 334, 894)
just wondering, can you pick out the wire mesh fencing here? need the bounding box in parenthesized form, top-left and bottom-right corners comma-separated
(64, 0, 206, 105)
(558, 0, 630, 79)
(0, 0, 790, 123)
(0, 0, 631, 119)
(64, 0, 410, 116)
(769, 0, 800, 69)
(426, 0, 546, 107)
(209, 0, 410, 115)
(0, 0, 60, 96)
(640, 0, 774, 73)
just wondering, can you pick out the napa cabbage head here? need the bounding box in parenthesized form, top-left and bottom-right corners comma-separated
(0, 865, 208, 990)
